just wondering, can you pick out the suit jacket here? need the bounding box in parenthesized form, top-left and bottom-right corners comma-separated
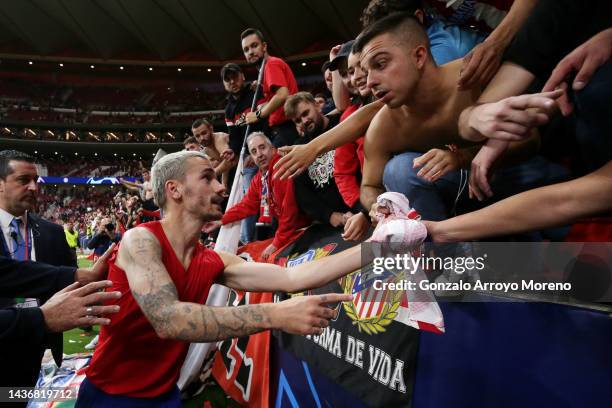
(0, 256, 76, 297)
(0, 213, 77, 387)
(29, 214, 78, 269)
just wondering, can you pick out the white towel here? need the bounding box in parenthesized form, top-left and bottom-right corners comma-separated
(369, 192, 445, 333)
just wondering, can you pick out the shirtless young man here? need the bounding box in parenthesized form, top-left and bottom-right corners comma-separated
(273, 16, 484, 213)
(120, 169, 154, 202)
(354, 13, 484, 221)
(354, 13, 550, 221)
(191, 118, 237, 188)
(76, 150, 355, 407)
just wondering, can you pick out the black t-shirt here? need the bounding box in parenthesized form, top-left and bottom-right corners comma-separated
(293, 114, 348, 224)
(504, 0, 612, 80)
(224, 85, 268, 156)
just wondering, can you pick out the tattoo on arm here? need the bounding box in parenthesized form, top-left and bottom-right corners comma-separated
(124, 229, 273, 342)
(165, 302, 273, 342)
(180, 304, 272, 342)
(132, 282, 180, 337)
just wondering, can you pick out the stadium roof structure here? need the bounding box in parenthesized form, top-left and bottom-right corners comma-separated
(0, 0, 368, 66)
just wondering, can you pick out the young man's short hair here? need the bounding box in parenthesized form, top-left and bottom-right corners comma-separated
(241, 28, 265, 43)
(284, 92, 316, 119)
(354, 12, 429, 54)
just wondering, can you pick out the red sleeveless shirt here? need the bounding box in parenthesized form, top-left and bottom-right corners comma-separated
(85, 221, 225, 397)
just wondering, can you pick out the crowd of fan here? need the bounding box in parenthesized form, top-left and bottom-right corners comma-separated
(2, 0, 610, 401)
(15, 0, 612, 255)
(40, 157, 144, 177)
(178, 0, 611, 256)
(0, 82, 228, 118)
(37, 187, 114, 225)
(37, 182, 157, 254)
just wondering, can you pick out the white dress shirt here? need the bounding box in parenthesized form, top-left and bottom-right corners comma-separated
(0, 207, 37, 261)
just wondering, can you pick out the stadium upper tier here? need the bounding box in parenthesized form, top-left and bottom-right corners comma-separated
(0, 76, 228, 124)
(0, 69, 326, 131)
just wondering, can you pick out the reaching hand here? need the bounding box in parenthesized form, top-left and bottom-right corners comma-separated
(469, 139, 508, 201)
(273, 293, 352, 336)
(273, 144, 318, 180)
(221, 148, 235, 161)
(329, 44, 342, 61)
(342, 212, 371, 241)
(458, 39, 505, 90)
(75, 243, 115, 284)
(40, 280, 121, 333)
(277, 145, 293, 157)
(466, 90, 562, 141)
(261, 243, 278, 261)
(543, 28, 612, 115)
(244, 155, 255, 168)
(413, 148, 461, 183)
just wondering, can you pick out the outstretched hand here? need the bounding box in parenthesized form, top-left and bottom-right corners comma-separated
(329, 44, 342, 61)
(221, 148, 235, 161)
(261, 243, 278, 261)
(342, 212, 370, 241)
(542, 28, 612, 115)
(458, 40, 504, 90)
(273, 143, 318, 180)
(274, 293, 352, 336)
(466, 89, 562, 141)
(413, 148, 461, 183)
(41, 280, 121, 333)
(75, 243, 115, 284)
(469, 139, 507, 201)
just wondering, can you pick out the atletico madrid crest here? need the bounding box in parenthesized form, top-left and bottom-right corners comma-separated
(342, 265, 403, 335)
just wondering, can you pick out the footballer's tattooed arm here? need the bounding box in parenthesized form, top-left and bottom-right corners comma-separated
(118, 227, 351, 340)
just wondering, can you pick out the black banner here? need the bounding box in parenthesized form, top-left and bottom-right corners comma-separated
(274, 224, 419, 408)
